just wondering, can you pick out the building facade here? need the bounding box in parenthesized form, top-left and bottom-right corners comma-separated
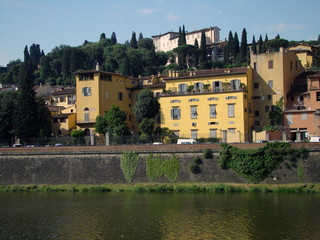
(250, 47, 305, 130)
(158, 67, 254, 143)
(152, 26, 220, 52)
(289, 43, 320, 69)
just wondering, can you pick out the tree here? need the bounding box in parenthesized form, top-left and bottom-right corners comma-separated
(139, 118, 155, 135)
(263, 39, 289, 52)
(0, 91, 18, 142)
(269, 97, 283, 127)
(133, 88, 160, 121)
(130, 31, 138, 49)
(95, 113, 108, 135)
(106, 104, 130, 143)
(199, 31, 207, 68)
(137, 38, 154, 50)
(182, 25, 186, 45)
(233, 32, 240, 58)
(193, 38, 199, 67)
(138, 32, 143, 41)
(275, 34, 280, 39)
(111, 32, 117, 45)
(100, 33, 106, 41)
(258, 35, 263, 53)
(252, 35, 257, 54)
(240, 28, 248, 61)
(178, 26, 182, 46)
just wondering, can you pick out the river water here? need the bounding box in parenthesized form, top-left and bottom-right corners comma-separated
(1, 192, 320, 240)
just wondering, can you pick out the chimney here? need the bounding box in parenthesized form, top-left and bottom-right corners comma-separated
(96, 62, 100, 71)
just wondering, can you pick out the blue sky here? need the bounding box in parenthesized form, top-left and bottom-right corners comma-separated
(0, 0, 319, 66)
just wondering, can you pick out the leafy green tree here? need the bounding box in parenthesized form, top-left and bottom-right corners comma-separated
(137, 38, 154, 50)
(268, 97, 283, 127)
(263, 39, 289, 52)
(139, 118, 155, 135)
(130, 31, 138, 49)
(133, 88, 160, 121)
(120, 55, 131, 76)
(100, 33, 106, 41)
(95, 113, 108, 135)
(106, 104, 130, 139)
(36, 97, 52, 137)
(0, 91, 18, 142)
(111, 32, 117, 45)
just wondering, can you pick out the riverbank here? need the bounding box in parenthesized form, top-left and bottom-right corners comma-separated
(1, 183, 320, 193)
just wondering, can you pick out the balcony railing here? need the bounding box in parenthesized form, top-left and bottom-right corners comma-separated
(161, 86, 247, 97)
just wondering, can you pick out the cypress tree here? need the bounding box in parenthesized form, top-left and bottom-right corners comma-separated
(178, 26, 182, 46)
(182, 25, 186, 45)
(100, 33, 106, 41)
(275, 34, 280, 39)
(111, 32, 117, 45)
(130, 31, 138, 49)
(138, 33, 143, 41)
(234, 32, 240, 59)
(240, 28, 248, 60)
(252, 35, 257, 54)
(194, 38, 199, 67)
(258, 35, 263, 53)
(200, 31, 207, 68)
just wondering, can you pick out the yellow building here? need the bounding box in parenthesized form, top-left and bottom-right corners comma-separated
(289, 43, 320, 69)
(75, 65, 139, 135)
(250, 47, 305, 130)
(158, 67, 254, 143)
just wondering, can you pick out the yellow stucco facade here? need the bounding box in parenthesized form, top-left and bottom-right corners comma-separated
(75, 68, 139, 134)
(289, 44, 320, 68)
(158, 67, 254, 142)
(250, 47, 305, 130)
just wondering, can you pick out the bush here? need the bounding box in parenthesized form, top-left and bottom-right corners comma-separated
(146, 154, 164, 181)
(192, 156, 202, 165)
(120, 151, 140, 183)
(164, 154, 180, 182)
(189, 162, 201, 174)
(203, 148, 213, 159)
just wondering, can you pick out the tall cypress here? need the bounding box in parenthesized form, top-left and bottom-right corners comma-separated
(240, 28, 248, 60)
(182, 25, 186, 45)
(258, 34, 263, 53)
(130, 31, 138, 49)
(234, 32, 240, 59)
(138, 33, 143, 41)
(111, 32, 117, 45)
(252, 35, 257, 54)
(178, 26, 182, 46)
(194, 38, 199, 67)
(200, 31, 207, 68)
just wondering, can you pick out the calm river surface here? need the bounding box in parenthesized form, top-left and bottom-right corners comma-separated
(1, 192, 320, 240)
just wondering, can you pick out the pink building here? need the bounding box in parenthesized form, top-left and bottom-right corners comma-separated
(284, 71, 320, 141)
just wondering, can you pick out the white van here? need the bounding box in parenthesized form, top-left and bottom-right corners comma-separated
(177, 139, 196, 144)
(309, 136, 320, 142)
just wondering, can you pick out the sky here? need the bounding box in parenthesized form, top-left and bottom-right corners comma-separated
(0, 0, 319, 66)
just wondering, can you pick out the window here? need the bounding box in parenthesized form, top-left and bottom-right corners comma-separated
(60, 97, 65, 102)
(228, 128, 236, 134)
(118, 92, 123, 101)
(210, 129, 217, 138)
(105, 91, 109, 100)
(194, 82, 203, 93)
(128, 93, 131, 99)
(268, 60, 273, 69)
(268, 80, 273, 88)
(210, 105, 216, 118)
(268, 95, 272, 100)
(82, 87, 91, 96)
(254, 82, 259, 89)
(230, 79, 241, 90)
(290, 61, 293, 70)
(265, 106, 270, 112)
(84, 113, 90, 122)
(295, 60, 298, 70)
(213, 81, 222, 92)
(254, 62, 257, 70)
(287, 113, 293, 125)
(255, 110, 260, 117)
(171, 108, 181, 120)
(190, 106, 197, 119)
(317, 92, 320, 101)
(302, 113, 308, 120)
(60, 118, 66, 123)
(191, 130, 198, 139)
(178, 83, 187, 94)
(291, 96, 294, 102)
(228, 104, 235, 117)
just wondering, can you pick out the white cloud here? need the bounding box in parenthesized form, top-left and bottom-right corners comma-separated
(166, 11, 180, 21)
(138, 8, 159, 15)
(267, 22, 305, 32)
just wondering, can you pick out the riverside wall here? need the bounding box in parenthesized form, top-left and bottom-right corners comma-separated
(0, 143, 320, 185)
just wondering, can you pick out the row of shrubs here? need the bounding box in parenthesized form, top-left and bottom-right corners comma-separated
(2, 184, 319, 193)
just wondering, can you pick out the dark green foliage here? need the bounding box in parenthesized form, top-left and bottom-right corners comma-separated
(133, 88, 160, 121)
(203, 148, 213, 159)
(200, 31, 207, 67)
(111, 32, 117, 45)
(120, 151, 140, 183)
(95, 113, 108, 135)
(164, 154, 180, 182)
(130, 31, 138, 49)
(258, 35, 263, 53)
(252, 35, 257, 54)
(146, 154, 164, 181)
(106, 105, 130, 144)
(139, 118, 155, 135)
(192, 156, 202, 165)
(189, 162, 201, 174)
(219, 142, 308, 183)
(263, 39, 289, 52)
(240, 28, 248, 60)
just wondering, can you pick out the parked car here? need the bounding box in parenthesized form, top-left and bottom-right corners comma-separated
(309, 136, 320, 142)
(177, 139, 196, 144)
(13, 144, 22, 147)
(55, 143, 63, 147)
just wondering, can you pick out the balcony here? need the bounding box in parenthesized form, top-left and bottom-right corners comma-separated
(161, 84, 247, 97)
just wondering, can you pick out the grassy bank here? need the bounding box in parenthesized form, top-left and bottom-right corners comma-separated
(1, 183, 320, 193)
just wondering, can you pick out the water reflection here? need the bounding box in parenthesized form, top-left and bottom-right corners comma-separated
(0, 192, 320, 239)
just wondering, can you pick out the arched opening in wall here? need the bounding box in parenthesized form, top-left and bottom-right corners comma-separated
(84, 128, 90, 136)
